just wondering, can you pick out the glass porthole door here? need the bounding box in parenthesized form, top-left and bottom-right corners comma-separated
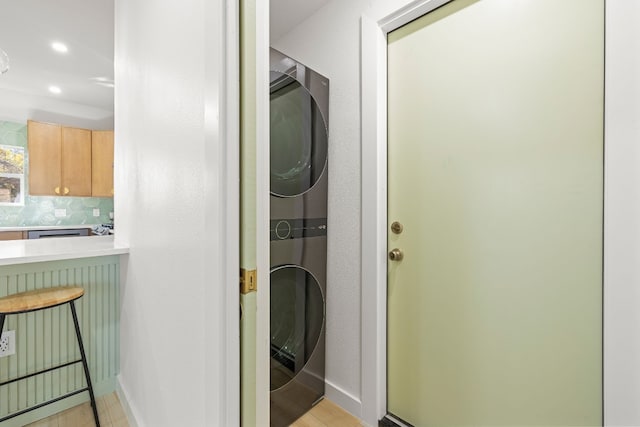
(270, 71, 328, 198)
(270, 266, 324, 390)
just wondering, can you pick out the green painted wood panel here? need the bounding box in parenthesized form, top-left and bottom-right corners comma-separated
(0, 256, 120, 426)
(240, 292, 257, 427)
(240, 0, 258, 425)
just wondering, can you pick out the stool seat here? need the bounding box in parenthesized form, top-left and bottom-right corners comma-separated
(0, 285, 99, 425)
(0, 286, 84, 314)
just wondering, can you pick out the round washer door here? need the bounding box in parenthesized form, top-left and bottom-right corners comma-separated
(270, 71, 328, 197)
(270, 265, 325, 391)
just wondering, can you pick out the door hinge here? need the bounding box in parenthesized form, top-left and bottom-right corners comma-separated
(240, 268, 257, 294)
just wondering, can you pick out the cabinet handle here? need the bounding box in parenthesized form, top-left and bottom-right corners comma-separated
(54, 187, 60, 195)
(111, 188, 114, 196)
(63, 187, 70, 195)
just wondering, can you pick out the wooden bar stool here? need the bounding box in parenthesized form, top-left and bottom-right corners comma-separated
(0, 286, 100, 426)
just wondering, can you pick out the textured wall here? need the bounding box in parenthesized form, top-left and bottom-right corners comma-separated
(0, 121, 114, 227)
(115, 0, 237, 425)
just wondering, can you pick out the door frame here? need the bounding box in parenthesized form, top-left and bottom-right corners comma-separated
(255, 0, 271, 421)
(360, 1, 622, 426)
(360, 2, 454, 424)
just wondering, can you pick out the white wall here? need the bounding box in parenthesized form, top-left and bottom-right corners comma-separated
(114, 0, 238, 426)
(604, 2, 640, 426)
(274, 0, 640, 424)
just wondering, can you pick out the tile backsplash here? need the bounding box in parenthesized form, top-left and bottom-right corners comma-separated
(0, 120, 113, 227)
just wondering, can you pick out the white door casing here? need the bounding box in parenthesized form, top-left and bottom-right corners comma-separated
(361, 4, 455, 424)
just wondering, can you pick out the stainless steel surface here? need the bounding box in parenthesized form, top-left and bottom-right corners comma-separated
(270, 236, 327, 427)
(270, 48, 329, 220)
(270, 48, 329, 427)
(270, 71, 328, 199)
(270, 49, 329, 127)
(27, 228, 90, 239)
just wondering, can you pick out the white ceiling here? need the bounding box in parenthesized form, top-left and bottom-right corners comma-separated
(0, 0, 114, 113)
(0, 0, 325, 124)
(270, 0, 331, 41)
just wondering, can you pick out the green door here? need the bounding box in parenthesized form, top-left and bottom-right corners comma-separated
(387, 1, 604, 425)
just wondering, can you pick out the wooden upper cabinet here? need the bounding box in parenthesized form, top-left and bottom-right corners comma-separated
(28, 120, 62, 195)
(28, 120, 92, 197)
(91, 130, 114, 197)
(62, 127, 92, 196)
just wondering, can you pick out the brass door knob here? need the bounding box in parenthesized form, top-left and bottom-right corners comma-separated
(389, 248, 404, 262)
(63, 187, 70, 195)
(54, 187, 60, 195)
(391, 221, 403, 234)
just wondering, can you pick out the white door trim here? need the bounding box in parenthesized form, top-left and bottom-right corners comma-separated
(215, 0, 240, 424)
(255, 0, 271, 422)
(360, 1, 454, 425)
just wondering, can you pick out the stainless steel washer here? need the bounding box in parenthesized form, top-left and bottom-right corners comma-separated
(270, 228, 326, 427)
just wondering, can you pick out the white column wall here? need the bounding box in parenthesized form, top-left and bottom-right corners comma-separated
(274, 0, 640, 424)
(604, 2, 640, 426)
(114, 0, 238, 426)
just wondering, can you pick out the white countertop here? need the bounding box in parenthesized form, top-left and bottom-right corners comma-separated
(0, 235, 129, 266)
(0, 225, 97, 232)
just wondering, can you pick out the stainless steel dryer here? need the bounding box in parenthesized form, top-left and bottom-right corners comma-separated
(270, 48, 329, 220)
(270, 48, 329, 427)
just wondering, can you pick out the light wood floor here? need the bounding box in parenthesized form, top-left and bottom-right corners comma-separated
(25, 393, 129, 427)
(25, 393, 359, 427)
(291, 399, 363, 427)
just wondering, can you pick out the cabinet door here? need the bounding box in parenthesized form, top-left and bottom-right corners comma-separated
(0, 231, 25, 241)
(91, 130, 114, 197)
(28, 120, 62, 196)
(62, 127, 92, 196)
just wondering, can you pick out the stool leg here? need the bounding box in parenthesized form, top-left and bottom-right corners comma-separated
(0, 314, 5, 334)
(69, 301, 100, 427)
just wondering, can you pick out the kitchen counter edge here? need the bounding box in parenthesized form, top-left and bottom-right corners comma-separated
(0, 225, 100, 232)
(0, 235, 129, 266)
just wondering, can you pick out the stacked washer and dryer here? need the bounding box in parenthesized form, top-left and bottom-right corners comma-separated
(269, 48, 329, 427)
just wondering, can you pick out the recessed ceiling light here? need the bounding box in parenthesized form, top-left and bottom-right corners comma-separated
(51, 42, 68, 53)
(49, 86, 62, 94)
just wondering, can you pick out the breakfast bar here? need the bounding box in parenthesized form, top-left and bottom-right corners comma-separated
(0, 236, 129, 426)
(0, 235, 128, 266)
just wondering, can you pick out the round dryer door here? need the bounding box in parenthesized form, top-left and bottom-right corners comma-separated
(270, 71, 328, 197)
(270, 265, 325, 391)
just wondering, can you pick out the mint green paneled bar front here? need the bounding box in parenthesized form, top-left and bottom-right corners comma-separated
(0, 255, 120, 426)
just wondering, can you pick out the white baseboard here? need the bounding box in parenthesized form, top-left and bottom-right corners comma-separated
(116, 376, 142, 427)
(325, 380, 364, 423)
